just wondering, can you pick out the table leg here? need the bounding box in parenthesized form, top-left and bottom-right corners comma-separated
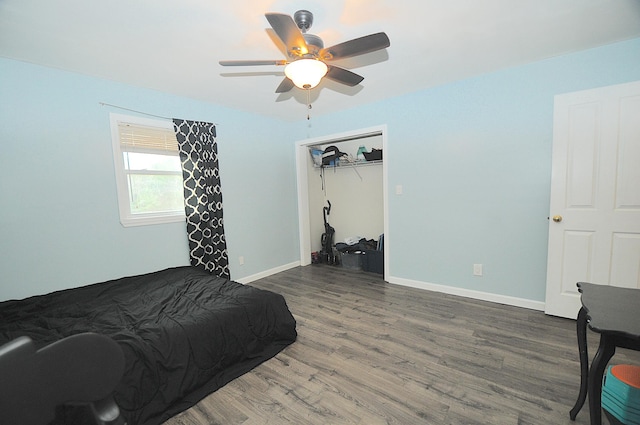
(570, 307, 589, 421)
(588, 335, 615, 425)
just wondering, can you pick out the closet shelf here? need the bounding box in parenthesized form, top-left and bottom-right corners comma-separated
(313, 160, 382, 169)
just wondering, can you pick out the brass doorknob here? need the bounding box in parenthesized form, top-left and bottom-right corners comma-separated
(552, 215, 563, 222)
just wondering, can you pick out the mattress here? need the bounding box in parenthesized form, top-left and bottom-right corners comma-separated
(0, 266, 297, 425)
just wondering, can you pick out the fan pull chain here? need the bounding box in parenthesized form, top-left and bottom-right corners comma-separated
(307, 89, 312, 120)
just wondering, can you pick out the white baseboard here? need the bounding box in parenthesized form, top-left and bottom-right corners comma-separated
(235, 261, 301, 285)
(387, 275, 546, 311)
(235, 263, 545, 311)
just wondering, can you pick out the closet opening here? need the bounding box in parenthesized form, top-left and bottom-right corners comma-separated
(295, 125, 389, 280)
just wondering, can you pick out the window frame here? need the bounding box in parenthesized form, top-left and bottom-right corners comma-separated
(109, 113, 185, 227)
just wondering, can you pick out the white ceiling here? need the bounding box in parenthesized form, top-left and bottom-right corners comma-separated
(2, 0, 639, 121)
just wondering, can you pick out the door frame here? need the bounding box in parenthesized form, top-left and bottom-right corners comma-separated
(295, 125, 389, 280)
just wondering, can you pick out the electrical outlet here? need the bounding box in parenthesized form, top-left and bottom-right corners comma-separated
(473, 264, 483, 276)
(239, 256, 245, 266)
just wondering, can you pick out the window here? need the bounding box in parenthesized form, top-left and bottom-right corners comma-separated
(110, 113, 184, 227)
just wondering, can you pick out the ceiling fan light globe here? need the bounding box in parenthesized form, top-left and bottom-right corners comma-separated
(284, 59, 328, 90)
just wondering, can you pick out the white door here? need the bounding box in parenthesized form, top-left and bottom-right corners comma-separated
(545, 81, 640, 319)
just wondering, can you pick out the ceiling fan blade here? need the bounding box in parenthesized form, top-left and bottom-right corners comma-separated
(219, 60, 287, 66)
(265, 13, 309, 57)
(320, 32, 390, 61)
(275, 78, 295, 93)
(325, 66, 364, 87)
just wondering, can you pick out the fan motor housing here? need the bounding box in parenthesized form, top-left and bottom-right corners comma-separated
(294, 10, 313, 32)
(303, 33, 324, 54)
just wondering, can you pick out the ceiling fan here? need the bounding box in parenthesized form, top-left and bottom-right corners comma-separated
(219, 10, 390, 93)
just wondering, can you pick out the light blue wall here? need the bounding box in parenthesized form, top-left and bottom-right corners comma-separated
(295, 38, 640, 302)
(2, 38, 639, 304)
(0, 59, 299, 301)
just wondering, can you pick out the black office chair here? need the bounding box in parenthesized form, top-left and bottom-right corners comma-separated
(0, 332, 126, 425)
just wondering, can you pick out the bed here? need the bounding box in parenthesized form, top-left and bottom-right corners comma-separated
(0, 266, 297, 425)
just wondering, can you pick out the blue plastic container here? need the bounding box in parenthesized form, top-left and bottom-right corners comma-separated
(602, 365, 640, 424)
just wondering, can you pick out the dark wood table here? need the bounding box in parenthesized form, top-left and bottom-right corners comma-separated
(569, 282, 640, 425)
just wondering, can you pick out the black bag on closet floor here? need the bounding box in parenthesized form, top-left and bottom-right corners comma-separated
(335, 238, 377, 253)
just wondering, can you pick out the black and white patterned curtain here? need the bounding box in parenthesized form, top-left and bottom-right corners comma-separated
(172, 119, 230, 279)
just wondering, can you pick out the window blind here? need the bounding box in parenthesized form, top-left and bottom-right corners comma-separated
(118, 122, 178, 153)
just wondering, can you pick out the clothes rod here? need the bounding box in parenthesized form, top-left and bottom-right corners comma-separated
(306, 131, 382, 147)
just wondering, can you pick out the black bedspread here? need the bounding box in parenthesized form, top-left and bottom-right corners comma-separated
(0, 266, 297, 425)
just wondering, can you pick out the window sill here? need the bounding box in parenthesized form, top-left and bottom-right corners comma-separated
(120, 213, 185, 227)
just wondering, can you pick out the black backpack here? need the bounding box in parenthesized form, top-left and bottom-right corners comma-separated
(321, 146, 347, 166)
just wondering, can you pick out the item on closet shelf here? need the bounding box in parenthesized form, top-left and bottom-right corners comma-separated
(363, 148, 382, 161)
(309, 148, 323, 166)
(322, 146, 347, 166)
(356, 145, 367, 161)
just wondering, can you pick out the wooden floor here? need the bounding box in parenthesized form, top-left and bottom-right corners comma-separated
(164, 265, 640, 425)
